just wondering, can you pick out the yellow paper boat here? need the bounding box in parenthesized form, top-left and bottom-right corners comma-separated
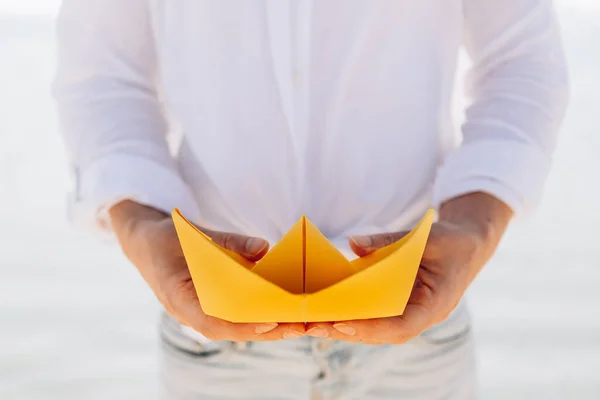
(172, 208, 435, 323)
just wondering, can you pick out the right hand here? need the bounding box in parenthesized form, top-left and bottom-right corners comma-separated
(109, 200, 306, 342)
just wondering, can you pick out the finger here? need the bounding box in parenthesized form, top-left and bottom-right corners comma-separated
(333, 268, 450, 343)
(164, 275, 306, 341)
(305, 322, 364, 343)
(174, 293, 307, 342)
(202, 317, 306, 342)
(325, 303, 433, 344)
(305, 322, 390, 345)
(349, 230, 410, 256)
(204, 229, 270, 262)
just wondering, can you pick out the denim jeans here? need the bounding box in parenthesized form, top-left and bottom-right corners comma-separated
(158, 302, 475, 400)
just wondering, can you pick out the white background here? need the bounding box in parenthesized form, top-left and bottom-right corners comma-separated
(0, 2, 599, 399)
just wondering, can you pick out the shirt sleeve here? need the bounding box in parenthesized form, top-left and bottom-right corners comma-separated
(431, 0, 569, 215)
(53, 0, 200, 234)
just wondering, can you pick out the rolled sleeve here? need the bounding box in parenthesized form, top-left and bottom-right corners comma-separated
(433, 0, 569, 215)
(432, 140, 551, 215)
(70, 154, 200, 233)
(54, 0, 199, 235)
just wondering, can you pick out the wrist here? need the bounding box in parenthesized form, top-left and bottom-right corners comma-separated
(109, 200, 170, 246)
(438, 192, 513, 252)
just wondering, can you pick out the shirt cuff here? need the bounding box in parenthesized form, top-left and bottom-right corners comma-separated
(68, 153, 200, 236)
(431, 139, 552, 216)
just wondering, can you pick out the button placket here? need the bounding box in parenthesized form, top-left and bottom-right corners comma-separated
(289, 0, 313, 210)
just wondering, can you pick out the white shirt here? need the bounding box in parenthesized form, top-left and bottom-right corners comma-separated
(53, 0, 568, 253)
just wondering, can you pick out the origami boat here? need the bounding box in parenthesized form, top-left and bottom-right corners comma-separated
(172, 208, 434, 323)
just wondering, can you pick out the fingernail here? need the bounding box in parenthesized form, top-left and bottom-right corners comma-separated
(283, 331, 304, 339)
(350, 235, 372, 249)
(245, 237, 267, 256)
(306, 327, 329, 338)
(255, 323, 278, 334)
(333, 323, 356, 336)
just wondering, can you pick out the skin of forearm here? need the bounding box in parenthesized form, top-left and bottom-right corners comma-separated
(439, 191, 514, 270)
(108, 200, 169, 262)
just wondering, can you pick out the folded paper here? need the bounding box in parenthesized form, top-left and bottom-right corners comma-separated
(172, 208, 435, 323)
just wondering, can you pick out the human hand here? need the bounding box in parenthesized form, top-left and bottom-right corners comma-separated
(109, 200, 306, 342)
(305, 192, 513, 344)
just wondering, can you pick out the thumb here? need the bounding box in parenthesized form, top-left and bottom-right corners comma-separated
(349, 231, 410, 257)
(203, 229, 270, 262)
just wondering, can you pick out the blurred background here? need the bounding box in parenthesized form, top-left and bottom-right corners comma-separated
(0, 1, 599, 399)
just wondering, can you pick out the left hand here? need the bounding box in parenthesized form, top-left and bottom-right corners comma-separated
(305, 192, 513, 344)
